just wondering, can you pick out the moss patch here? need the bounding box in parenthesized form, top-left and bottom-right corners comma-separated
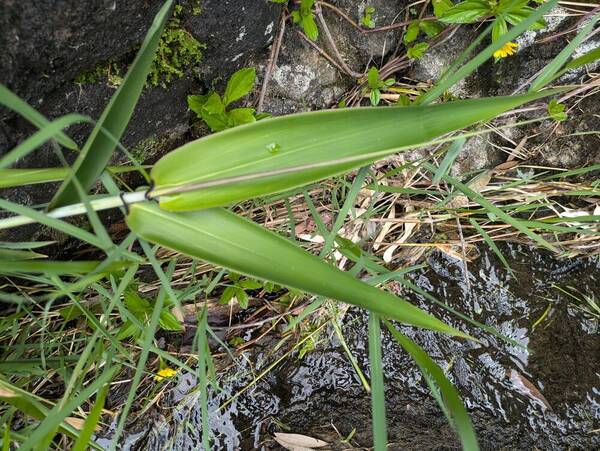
(74, 3, 204, 89)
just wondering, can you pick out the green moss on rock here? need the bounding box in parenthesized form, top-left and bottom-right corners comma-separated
(74, 3, 204, 89)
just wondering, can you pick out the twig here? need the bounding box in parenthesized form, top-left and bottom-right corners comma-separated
(258, 11, 288, 113)
(296, 30, 348, 74)
(315, 3, 364, 78)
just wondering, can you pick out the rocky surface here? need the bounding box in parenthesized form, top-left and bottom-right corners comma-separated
(0, 0, 282, 240)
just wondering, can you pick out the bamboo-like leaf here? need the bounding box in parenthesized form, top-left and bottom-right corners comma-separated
(49, 0, 173, 208)
(150, 91, 557, 211)
(0, 85, 78, 150)
(385, 321, 479, 451)
(126, 202, 469, 337)
(0, 166, 142, 188)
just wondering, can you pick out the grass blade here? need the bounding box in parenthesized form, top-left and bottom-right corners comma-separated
(126, 202, 470, 337)
(419, 0, 558, 104)
(49, 0, 173, 208)
(71, 384, 109, 451)
(0, 166, 144, 188)
(529, 12, 600, 91)
(468, 218, 513, 273)
(368, 313, 387, 451)
(424, 164, 557, 252)
(0, 260, 129, 275)
(432, 137, 466, 185)
(385, 321, 479, 451)
(0, 84, 78, 150)
(0, 114, 89, 169)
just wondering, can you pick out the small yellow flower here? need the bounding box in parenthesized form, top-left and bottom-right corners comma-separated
(154, 367, 177, 381)
(493, 42, 518, 59)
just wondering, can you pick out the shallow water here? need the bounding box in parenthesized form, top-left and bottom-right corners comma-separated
(104, 244, 599, 450)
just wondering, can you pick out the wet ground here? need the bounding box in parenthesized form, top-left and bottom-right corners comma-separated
(103, 244, 599, 450)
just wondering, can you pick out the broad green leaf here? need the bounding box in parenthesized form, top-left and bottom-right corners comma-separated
(433, 0, 453, 17)
(385, 321, 479, 451)
(368, 67, 380, 89)
(150, 90, 556, 211)
(126, 202, 469, 337)
(407, 42, 429, 60)
(228, 107, 256, 126)
(49, 0, 173, 208)
(223, 68, 256, 106)
(547, 99, 567, 122)
(440, 1, 490, 24)
(370, 89, 381, 106)
(0, 85, 78, 150)
(404, 21, 421, 44)
(492, 17, 508, 42)
(420, 20, 444, 37)
(159, 310, 184, 331)
(124, 289, 151, 313)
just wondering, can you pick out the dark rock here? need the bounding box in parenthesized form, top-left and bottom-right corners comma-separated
(187, 0, 282, 87)
(0, 0, 282, 242)
(0, 0, 164, 106)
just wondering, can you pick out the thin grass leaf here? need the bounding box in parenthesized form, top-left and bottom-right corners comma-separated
(0, 379, 82, 440)
(432, 137, 465, 185)
(322, 166, 370, 257)
(0, 84, 78, 150)
(385, 321, 479, 451)
(0, 248, 46, 261)
(530, 12, 600, 91)
(71, 383, 108, 451)
(18, 364, 119, 451)
(368, 313, 387, 451)
(424, 164, 557, 252)
(0, 241, 54, 249)
(0, 166, 141, 188)
(0, 114, 89, 169)
(0, 260, 129, 275)
(49, 0, 173, 208)
(469, 218, 513, 273)
(419, 0, 558, 104)
(150, 91, 557, 211)
(196, 306, 211, 450)
(108, 247, 175, 450)
(126, 202, 469, 337)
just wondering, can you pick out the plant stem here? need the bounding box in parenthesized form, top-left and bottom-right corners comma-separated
(0, 191, 147, 230)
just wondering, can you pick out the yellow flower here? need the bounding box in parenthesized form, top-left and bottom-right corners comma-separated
(493, 42, 518, 59)
(154, 367, 177, 381)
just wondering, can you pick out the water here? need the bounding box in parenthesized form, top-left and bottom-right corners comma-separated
(104, 244, 599, 450)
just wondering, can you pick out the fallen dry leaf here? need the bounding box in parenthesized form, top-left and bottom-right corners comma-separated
(273, 432, 328, 450)
(507, 368, 552, 411)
